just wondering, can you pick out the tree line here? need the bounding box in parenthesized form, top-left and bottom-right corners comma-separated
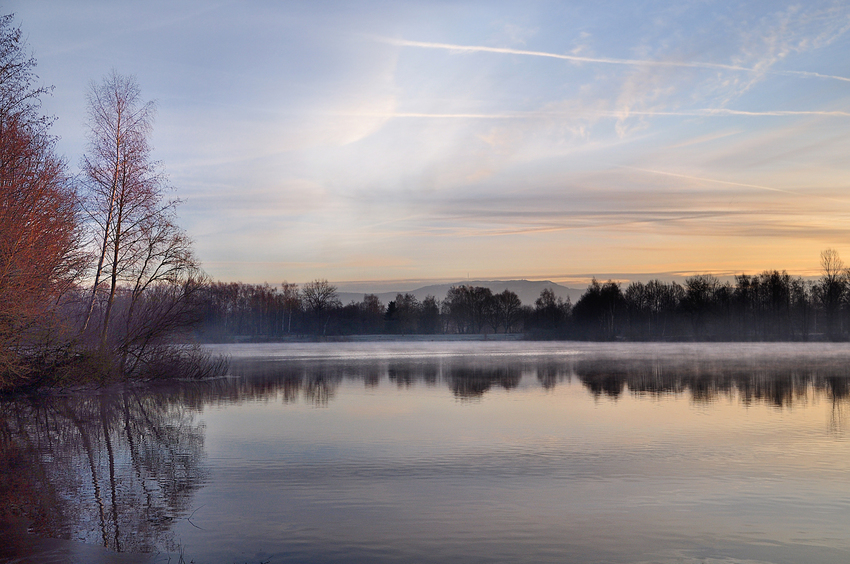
(192, 250, 850, 342)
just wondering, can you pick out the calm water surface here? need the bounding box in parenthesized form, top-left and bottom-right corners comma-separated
(2, 342, 850, 563)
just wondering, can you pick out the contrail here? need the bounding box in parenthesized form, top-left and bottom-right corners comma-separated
(620, 166, 796, 195)
(699, 109, 850, 117)
(619, 166, 846, 202)
(339, 109, 850, 119)
(380, 38, 850, 83)
(440, 210, 746, 237)
(358, 111, 527, 119)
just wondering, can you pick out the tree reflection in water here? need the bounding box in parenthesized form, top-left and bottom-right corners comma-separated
(572, 355, 850, 435)
(210, 354, 850, 410)
(3, 347, 850, 558)
(0, 387, 206, 554)
(573, 356, 850, 407)
(446, 364, 521, 399)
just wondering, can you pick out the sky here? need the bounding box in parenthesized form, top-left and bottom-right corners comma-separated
(7, 1, 850, 289)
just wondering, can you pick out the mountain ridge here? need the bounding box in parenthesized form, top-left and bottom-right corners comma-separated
(337, 279, 584, 308)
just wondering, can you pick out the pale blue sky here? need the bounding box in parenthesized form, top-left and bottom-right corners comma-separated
(9, 1, 850, 287)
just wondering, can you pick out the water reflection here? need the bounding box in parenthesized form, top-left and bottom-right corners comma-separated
(446, 364, 522, 399)
(3, 344, 850, 561)
(219, 358, 531, 402)
(214, 352, 850, 408)
(572, 356, 850, 408)
(0, 388, 206, 556)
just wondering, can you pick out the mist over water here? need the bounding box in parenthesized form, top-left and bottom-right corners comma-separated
(3, 342, 850, 563)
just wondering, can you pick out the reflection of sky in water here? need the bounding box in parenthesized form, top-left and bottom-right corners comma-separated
(3, 342, 850, 563)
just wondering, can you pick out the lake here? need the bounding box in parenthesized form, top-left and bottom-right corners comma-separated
(2, 342, 850, 563)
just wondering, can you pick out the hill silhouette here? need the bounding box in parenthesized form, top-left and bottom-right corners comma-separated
(337, 280, 582, 307)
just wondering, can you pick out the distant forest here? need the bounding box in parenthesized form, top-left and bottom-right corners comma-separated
(195, 250, 850, 342)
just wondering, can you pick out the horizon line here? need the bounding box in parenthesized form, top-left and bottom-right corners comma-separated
(201, 270, 826, 289)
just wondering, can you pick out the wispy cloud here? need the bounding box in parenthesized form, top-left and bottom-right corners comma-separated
(618, 166, 806, 197)
(699, 109, 850, 117)
(335, 109, 850, 119)
(664, 130, 743, 150)
(379, 37, 850, 83)
(423, 208, 850, 241)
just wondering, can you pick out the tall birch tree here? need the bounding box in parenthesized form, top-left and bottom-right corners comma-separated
(82, 70, 165, 345)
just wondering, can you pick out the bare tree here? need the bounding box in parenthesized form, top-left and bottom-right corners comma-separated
(493, 290, 522, 333)
(819, 248, 847, 338)
(81, 70, 168, 347)
(0, 14, 52, 128)
(532, 287, 571, 333)
(79, 71, 204, 376)
(117, 211, 202, 373)
(301, 279, 340, 335)
(0, 15, 82, 378)
(301, 279, 340, 313)
(280, 281, 300, 333)
(443, 286, 495, 334)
